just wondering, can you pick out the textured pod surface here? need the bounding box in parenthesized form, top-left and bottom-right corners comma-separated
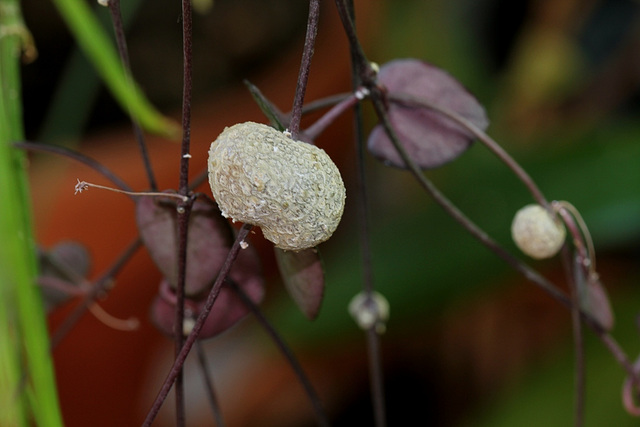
(511, 204, 566, 259)
(208, 122, 346, 251)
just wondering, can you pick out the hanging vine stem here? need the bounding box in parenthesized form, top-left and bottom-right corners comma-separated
(142, 224, 253, 427)
(50, 237, 142, 348)
(14, 141, 133, 193)
(367, 86, 640, 398)
(228, 281, 330, 427)
(385, 91, 618, 426)
(331, 0, 640, 419)
(195, 341, 225, 427)
(336, 1, 387, 425)
(104, 0, 157, 191)
(385, 91, 593, 425)
(386, 92, 549, 209)
(171, 0, 196, 422)
(563, 246, 586, 427)
(288, 0, 320, 139)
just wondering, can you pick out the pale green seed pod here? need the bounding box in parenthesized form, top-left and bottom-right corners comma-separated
(208, 122, 346, 251)
(511, 204, 566, 259)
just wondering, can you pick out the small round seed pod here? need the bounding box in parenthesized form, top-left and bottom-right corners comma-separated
(208, 122, 346, 251)
(511, 204, 566, 259)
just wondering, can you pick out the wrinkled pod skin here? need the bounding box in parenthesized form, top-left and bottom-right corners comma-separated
(208, 122, 346, 251)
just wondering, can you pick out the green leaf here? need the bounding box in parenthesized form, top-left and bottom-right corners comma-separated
(0, 1, 64, 425)
(244, 79, 287, 131)
(50, 0, 179, 138)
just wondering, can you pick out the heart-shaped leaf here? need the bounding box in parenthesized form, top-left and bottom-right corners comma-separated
(38, 241, 91, 310)
(587, 278, 614, 331)
(136, 195, 234, 297)
(573, 253, 613, 331)
(275, 247, 324, 320)
(368, 58, 489, 169)
(150, 236, 264, 339)
(582, 275, 614, 331)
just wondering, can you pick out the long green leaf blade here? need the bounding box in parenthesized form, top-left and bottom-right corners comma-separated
(0, 1, 64, 425)
(50, 0, 179, 138)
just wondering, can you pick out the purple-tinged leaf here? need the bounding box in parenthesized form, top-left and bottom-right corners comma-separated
(368, 58, 489, 169)
(39, 240, 91, 279)
(582, 275, 614, 331)
(38, 241, 91, 310)
(150, 236, 264, 339)
(573, 253, 613, 331)
(275, 247, 324, 320)
(136, 195, 234, 297)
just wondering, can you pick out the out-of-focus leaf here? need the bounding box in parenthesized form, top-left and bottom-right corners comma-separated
(275, 247, 324, 320)
(38, 241, 91, 311)
(244, 80, 287, 131)
(136, 195, 234, 297)
(574, 252, 614, 331)
(585, 277, 614, 331)
(368, 58, 489, 169)
(49, 0, 179, 138)
(39, 241, 91, 279)
(0, 2, 63, 423)
(150, 235, 264, 339)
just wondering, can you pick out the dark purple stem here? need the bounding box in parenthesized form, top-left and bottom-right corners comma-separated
(563, 248, 585, 427)
(387, 92, 549, 209)
(174, 199, 193, 426)
(304, 93, 359, 141)
(555, 203, 595, 427)
(14, 141, 132, 193)
(289, 0, 320, 139)
(369, 90, 640, 392)
(339, 1, 387, 425)
(141, 224, 253, 427)
(171, 0, 195, 422)
(297, 92, 351, 116)
(195, 341, 225, 427)
(370, 92, 568, 302)
(228, 280, 330, 427)
(178, 0, 193, 194)
(332, 0, 376, 84)
(106, 0, 157, 191)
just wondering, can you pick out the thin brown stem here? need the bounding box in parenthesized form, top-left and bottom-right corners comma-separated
(388, 92, 549, 209)
(228, 280, 330, 427)
(298, 92, 351, 116)
(341, 1, 386, 425)
(106, 0, 157, 191)
(172, 0, 195, 422)
(50, 238, 142, 348)
(142, 224, 253, 427)
(566, 249, 585, 427)
(195, 341, 225, 427)
(370, 89, 640, 396)
(289, 0, 320, 139)
(178, 0, 193, 195)
(14, 141, 132, 193)
(332, 0, 375, 84)
(370, 91, 568, 303)
(304, 92, 359, 141)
